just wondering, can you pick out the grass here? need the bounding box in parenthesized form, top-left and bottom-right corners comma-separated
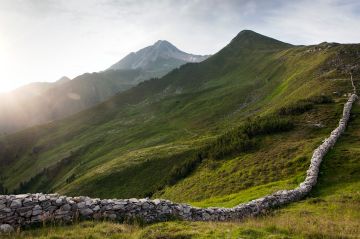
(157, 99, 342, 203)
(4, 100, 360, 239)
(165, 115, 295, 187)
(2, 221, 302, 239)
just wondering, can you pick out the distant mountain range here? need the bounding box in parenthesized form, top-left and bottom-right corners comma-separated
(0, 41, 209, 134)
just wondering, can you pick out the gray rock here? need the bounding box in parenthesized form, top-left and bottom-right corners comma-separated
(55, 198, 63, 206)
(112, 204, 125, 210)
(39, 195, 47, 202)
(15, 194, 28, 199)
(153, 199, 161, 205)
(10, 199, 22, 208)
(23, 198, 35, 206)
(0, 207, 11, 213)
(31, 215, 43, 223)
(85, 199, 93, 206)
(202, 213, 211, 220)
(79, 208, 93, 216)
(77, 202, 86, 209)
(16, 206, 33, 213)
(55, 209, 70, 216)
(142, 202, 150, 209)
(183, 207, 191, 214)
(32, 209, 43, 216)
(32, 205, 42, 216)
(0, 224, 14, 233)
(92, 205, 100, 211)
(41, 201, 52, 209)
(61, 204, 71, 211)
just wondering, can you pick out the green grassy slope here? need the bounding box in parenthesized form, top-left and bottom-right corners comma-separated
(0, 31, 359, 210)
(4, 100, 359, 238)
(5, 87, 360, 239)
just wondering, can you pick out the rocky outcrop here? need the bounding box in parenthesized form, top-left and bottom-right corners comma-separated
(1, 80, 358, 232)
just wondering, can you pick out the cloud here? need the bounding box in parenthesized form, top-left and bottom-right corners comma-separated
(261, 0, 360, 44)
(0, 0, 359, 91)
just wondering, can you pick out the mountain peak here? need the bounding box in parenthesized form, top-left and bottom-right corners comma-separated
(236, 29, 258, 36)
(230, 29, 292, 49)
(153, 40, 173, 46)
(151, 40, 179, 52)
(108, 40, 209, 71)
(56, 76, 71, 84)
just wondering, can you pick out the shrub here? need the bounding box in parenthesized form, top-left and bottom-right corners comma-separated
(242, 116, 294, 137)
(206, 116, 294, 160)
(167, 152, 204, 185)
(66, 174, 76, 184)
(279, 95, 333, 116)
(279, 101, 314, 115)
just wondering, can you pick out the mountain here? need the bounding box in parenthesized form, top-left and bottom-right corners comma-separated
(108, 40, 209, 79)
(0, 30, 359, 238)
(6, 76, 72, 100)
(0, 41, 207, 134)
(56, 76, 71, 85)
(0, 69, 142, 134)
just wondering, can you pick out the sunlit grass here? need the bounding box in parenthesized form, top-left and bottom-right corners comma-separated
(4, 103, 360, 238)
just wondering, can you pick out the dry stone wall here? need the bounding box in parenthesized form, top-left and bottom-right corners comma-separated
(0, 81, 358, 232)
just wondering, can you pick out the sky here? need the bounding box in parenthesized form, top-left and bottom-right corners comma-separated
(1, 0, 360, 92)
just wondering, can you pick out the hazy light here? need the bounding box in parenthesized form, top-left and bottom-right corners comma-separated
(0, 37, 19, 92)
(0, 0, 359, 93)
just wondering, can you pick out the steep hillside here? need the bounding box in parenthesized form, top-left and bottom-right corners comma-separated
(0, 30, 359, 212)
(0, 41, 207, 134)
(10, 107, 359, 238)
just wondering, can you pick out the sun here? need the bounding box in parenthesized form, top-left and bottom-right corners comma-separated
(0, 80, 18, 93)
(0, 39, 22, 93)
(0, 63, 20, 93)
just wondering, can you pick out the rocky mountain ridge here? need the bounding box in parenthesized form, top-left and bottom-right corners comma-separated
(108, 40, 208, 71)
